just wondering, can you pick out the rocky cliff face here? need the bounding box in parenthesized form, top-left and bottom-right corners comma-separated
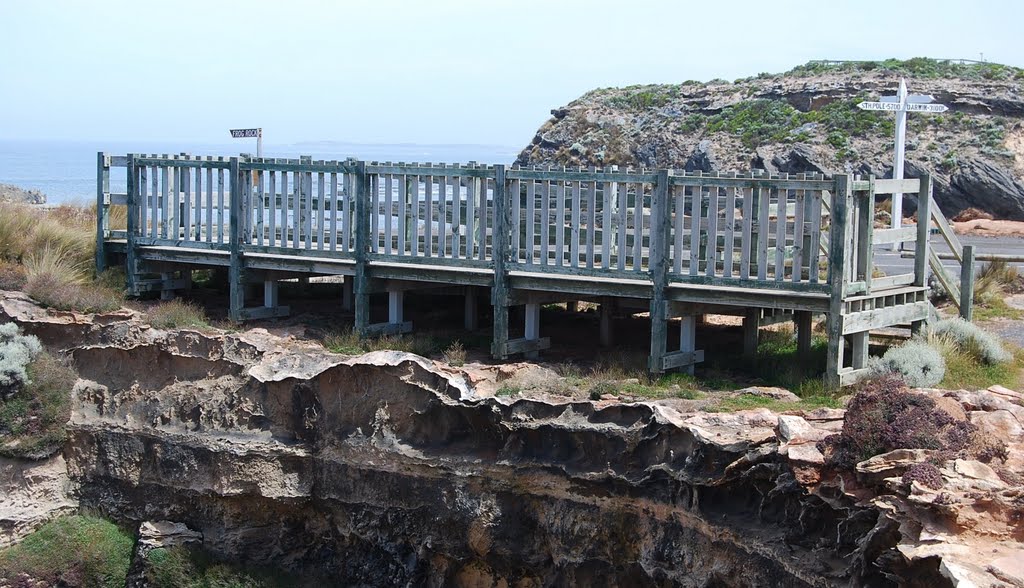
(516, 59, 1024, 220)
(1, 291, 1022, 587)
(0, 184, 45, 205)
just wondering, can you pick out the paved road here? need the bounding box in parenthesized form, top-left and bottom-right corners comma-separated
(874, 234, 1024, 278)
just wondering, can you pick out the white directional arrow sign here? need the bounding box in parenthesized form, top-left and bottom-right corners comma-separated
(857, 79, 951, 249)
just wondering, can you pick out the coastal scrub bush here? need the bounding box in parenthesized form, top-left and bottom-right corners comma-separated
(902, 462, 943, 489)
(868, 340, 945, 388)
(817, 375, 983, 468)
(930, 318, 1012, 364)
(147, 545, 295, 588)
(24, 272, 122, 314)
(442, 340, 466, 367)
(146, 299, 209, 330)
(0, 322, 41, 398)
(0, 515, 133, 588)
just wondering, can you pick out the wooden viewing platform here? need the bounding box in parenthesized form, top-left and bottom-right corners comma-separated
(95, 153, 976, 387)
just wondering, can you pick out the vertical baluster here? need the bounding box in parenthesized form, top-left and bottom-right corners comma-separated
(465, 171, 475, 259)
(304, 169, 313, 250)
(775, 174, 789, 280)
(757, 179, 770, 281)
(138, 165, 148, 238)
(617, 181, 627, 271)
(217, 163, 225, 244)
(571, 176, 581, 268)
(673, 183, 683, 276)
(633, 180, 643, 272)
(424, 165, 433, 257)
(601, 168, 613, 269)
(809, 186, 823, 283)
(329, 169, 338, 252)
(540, 174, 550, 266)
(383, 169, 393, 254)
(706, 176, 720, 276)
(689, 175, 702, 277)
(740, 181, 753, 280)
(451, 168, 462, 258)
(317, 170, 326, 250)
(204, 159, 213, 243)
(510, 172, 520, 262)
(278, 170, 288, 246)
(793, 174, 806, 283)
(524, 177, 535, 265)
(478, 172, 487, 261)
(554, 169, 565, 267)
(438, 165, 448, 257)
(409, 170, 419, 257)
(268, 171, 277, 247)
(586, 172, 597, 269)
(723, 177, 736, 278)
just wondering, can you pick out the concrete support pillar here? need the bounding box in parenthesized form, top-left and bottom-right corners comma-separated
(567, 301, 579, 313)
(388, 289, 404, 325)
(679, 315, 697, 376)
(264, 280, 278, 308)
(524, 303, 540, 360)
(160, 272, 175, 301)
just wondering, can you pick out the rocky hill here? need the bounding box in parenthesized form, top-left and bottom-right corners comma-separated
(517, 58, 1024, 219)
(0, 184, 45, 205)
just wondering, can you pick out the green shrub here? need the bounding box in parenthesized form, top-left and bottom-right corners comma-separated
(24, 272, 122, 314)
(147, 545, 295, 588)
(0, 322, 41, 397)
(442, 340, 466, 367)
(146, 299, 210, 330)
(869, 340, 945, 387)
(930, 318, 1011, 364)
(0, 515, 134, 588)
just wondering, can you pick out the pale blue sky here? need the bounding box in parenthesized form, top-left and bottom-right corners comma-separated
(1, 0, 1021, 148)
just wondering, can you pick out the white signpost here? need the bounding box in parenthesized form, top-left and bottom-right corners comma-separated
(229, 128, 263, 157)
(858, 79, 949, 249)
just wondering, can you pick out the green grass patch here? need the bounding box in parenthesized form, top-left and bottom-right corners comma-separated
(147, 545, 298, 588)
(707, 392, 841, 413)
(0, 351, 77, 459)
(939, 345, 1024, 391)
(0, 515, 134, 588)
(322, 328, 450, 357)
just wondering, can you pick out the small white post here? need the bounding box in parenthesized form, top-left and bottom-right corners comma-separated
(524, 303, 540, 359)
(388, 290, 404, 324)
(679, 315, 696, 376)
(257, 128, 263, 158)
(264, 280, 278, 308)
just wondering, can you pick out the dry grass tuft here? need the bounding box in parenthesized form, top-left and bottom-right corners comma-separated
(145, 299, 210, 330)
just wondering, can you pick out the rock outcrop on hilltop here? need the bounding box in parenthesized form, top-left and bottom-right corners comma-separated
(0, 290, 1022, 586)
(517, 59, 1024, 219)
(0, 184, 45, 205)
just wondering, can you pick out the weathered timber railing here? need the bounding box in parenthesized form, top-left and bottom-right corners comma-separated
(97, 152, 955, 385)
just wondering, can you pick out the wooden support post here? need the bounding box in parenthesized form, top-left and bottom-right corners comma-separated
(388, 289, 404, 325)
(795, 311, 813, 358)
(160, 272, 175, 301)
(826, 175, 853, 388)
(743, 310, 760, 358)
(960, 244, 975, 321)
(567, 301, 579, 312)
(648, 170, 671, 374)
(353, 160, 371, 337)
(95, 152, 110, 275)
(464, 286, 478, 331)
(679, 315, 696, 376)
(342, 277, 353, 312)
(524, 302, 540, 360)
(491, 165, 511, 359)
(851, 331, 869, 370)
(264, 280, 279, 308)
(125, 153, 139, 295)
(599, 297, 614, 347)
(228, 157, 245, 321)
(911, 174, 933, 335)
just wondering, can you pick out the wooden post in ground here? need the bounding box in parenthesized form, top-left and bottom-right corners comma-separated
(960, 245, 975, 321)
(228, 157, 245, 322)
(353, 160, 371, 337)
(599, 297, 614, 347)
(647, 170, 671, 374)
(342, 277, 353, 312)
(125, 154, 139, 296)
(795, 311, 813, 358)
(911, 174, 932, 334)
(825, 174, 853, 388)
(491, 165, 511, 359)
(95, 152, 110, 275)
(464, 286, 478, 331)
(743, 310, 760, 359)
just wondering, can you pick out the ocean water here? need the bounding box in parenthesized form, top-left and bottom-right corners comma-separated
(0, 140, 521, 204)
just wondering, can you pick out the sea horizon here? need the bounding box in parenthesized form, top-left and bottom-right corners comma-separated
(0, 139, 522, 204)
